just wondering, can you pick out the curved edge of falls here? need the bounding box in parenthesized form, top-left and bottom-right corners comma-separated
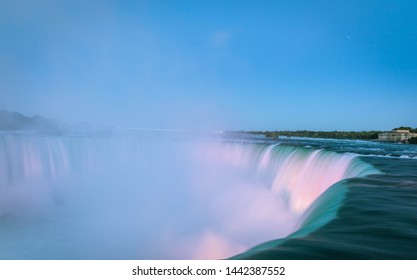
(227, 145, 381, 260)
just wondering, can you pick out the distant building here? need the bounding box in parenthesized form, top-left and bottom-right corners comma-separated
(378, 129, 417, 143)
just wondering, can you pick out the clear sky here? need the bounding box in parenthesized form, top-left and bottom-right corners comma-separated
(1, 0, 416, 131)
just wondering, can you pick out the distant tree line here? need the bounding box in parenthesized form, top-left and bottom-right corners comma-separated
(247, 126, 417, 141)
(247, 130, 382, 140)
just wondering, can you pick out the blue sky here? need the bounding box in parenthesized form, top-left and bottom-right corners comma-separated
(1, 0, 416, 131)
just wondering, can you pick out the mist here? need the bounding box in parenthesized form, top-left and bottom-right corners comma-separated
(0, 131, 299, 259)
(0, 128, 380, 259)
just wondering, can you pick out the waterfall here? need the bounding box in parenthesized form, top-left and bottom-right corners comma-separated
(200, 142, 378, 213)
(0, 131, 379, 259)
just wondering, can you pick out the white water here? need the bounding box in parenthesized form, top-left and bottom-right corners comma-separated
(0, 131, 377, 259)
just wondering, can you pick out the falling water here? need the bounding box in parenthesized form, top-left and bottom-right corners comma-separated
(0, 131, 378, 259)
